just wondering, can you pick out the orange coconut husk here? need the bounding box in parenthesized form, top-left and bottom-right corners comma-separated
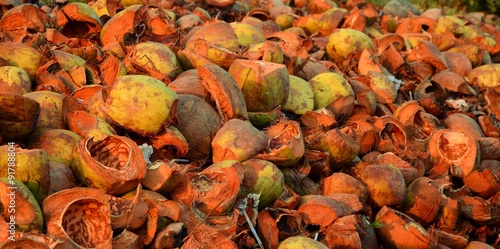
(0, 5, 49, 42)
(297, 195, 344, 229)
(174, 94, 222, 160)
(0, 93, 40, 140)
(375, 206, 435, 249)
(345, 114, 376, 154)
(323, 215, 363, 249)
(362, 151, 420, 186)
(151, 223, 185, 249)
(198, 64, 248, 121)
(428, 228, 468, 249)
(458, 196, 498, 224)
(272, 185, 302, 210)
(71, 135, 147, 195)
(149, 126, 189, 160)
(308, 127, 360, 168)
(256, 210, 279, 249)
(169, 70, 214, 106)
(171, 160, 243, 216)
(266, 208, 305, 240)
(304, 149, 331, 179)
(400, 177, 442, 226)
(112, 229, 140, 249)
(372, 116, 408, 154)
(427, 129, 479, 178)
(43, 187, 112, 248)
(143, 160, 185, 198)
(256, 119, 305, 167)
(393, 100, 438, 152)
(322, 172, 369, 204)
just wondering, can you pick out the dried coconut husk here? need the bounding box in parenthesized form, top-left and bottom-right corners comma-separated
(478, 115, 500, 138)
(352, 162, 406, 208)
(198, 64, 248, 122)
(427, 129, 479, 178)
(148, 125, 189, 160)
(181, 228, 237, 249)
(304, 149, 331, 179)
(171, 160, 243, 216)
(345, 114, 376, 154)
(280, 168, 321, 196)
(151, 223, 185, 249)
(175, 94, 222, 160)
(406, 40, 449, 71)
(142, 160, 185, 195)
(112, 229, 140, 249)
(256, 119, 305, 167)
(350, 79, 377, 116)
(300, 108, 338, 134)
(323, 215, 363, 249)
(272, 185, 302, 210)
(308, 126, 360, 168)
(107, 184, 141, 230)
(322, 172, 369, 204)
(414, 78, 447, 117)
(444, 113, 485, 139)
(482, 87, 500, 117)
(0, 4, 49, 42)
(169, 69, 214, 106)
(476, 137, 500, 160)
(431, 70, 476, 95)
(393, 100, 439, 151)
(47, 161, 78, 195)
(0, 231, 60, 249)
(265, 208, 306, 241)
(375, 206, 435, 249)
(399, 177, 441, 226)
(55, 2, 102, 39)
(71, 135, 147, 195)
(66, 110, 116, 141)
(211, 119, 268, 163)
(463, 160, 500, 199)
(362, 151, 419, 186)
(71, 85, 105, 108)
(443, 51, 473, 77)
(257, 210, 279, 249)
(42, 187, 112, 248)
(372, 116, 408, 154)
(428, 228, 468, 249)
(458, 196, 498, 224)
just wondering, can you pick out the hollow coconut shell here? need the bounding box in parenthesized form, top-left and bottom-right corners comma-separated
(228, 59, 290, 112)
(102, 75, 178, 136)
(427, 129, 479, 178)
(277, 235, 328, 249)
(71, 135, 147, 195)
(174, 94, 222, 160)
(241, 159, 284, 209)
(211, 119, 268, 163)
(326, 29, 374, 65)
(42, 187, 112, 249)
(55, 2, 102, 39)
